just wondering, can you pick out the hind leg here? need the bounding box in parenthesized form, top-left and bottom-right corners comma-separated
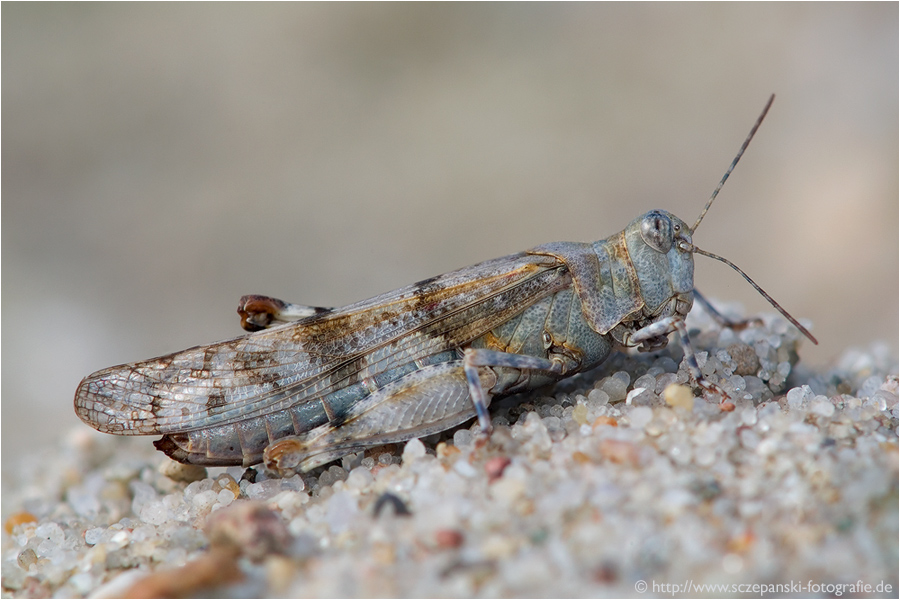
(263, 361, 492, 475)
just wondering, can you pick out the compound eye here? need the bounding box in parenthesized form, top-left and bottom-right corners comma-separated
(640, 211, 674, 253)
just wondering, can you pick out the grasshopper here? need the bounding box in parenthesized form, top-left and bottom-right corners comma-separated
(74, 95, 816, 474)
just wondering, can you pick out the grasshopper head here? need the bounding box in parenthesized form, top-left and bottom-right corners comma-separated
(624, 210, 695, 312)
(619, 96, 816, 345)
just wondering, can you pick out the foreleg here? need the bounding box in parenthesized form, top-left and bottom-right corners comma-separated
(628, 317, 729, 401)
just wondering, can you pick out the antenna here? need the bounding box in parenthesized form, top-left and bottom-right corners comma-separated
(681, 242, 818, 345)
(691, 94, 775, 233)
(683, 94, 817, 346)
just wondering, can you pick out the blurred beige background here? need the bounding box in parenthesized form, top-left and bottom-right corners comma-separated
(3, 4, 897, 467)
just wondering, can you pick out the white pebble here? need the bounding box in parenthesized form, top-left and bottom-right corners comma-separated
(727, 375, 746, 392)
(655, 372, 677, 394)
(628, 406, 653, 429)
(346, 466, 374, 490)
(83, 527, 104, 546)
(216, 489, 235, 506)
(453, 459, 478, 478)
(35, 523, 65, 544)
(109, 530, 130, 545)
(191, 490, 218, 511)
(653, 356, 679, 373)
(272, 490, 305, 512)
(625, 387, 645, 406)
(131, 525, 155, 543)
(810, 396, 835, 417)
(659, 487, 693, 515)
(327, 465, 348, 483)
(859, 375, 883, 398)
(129, 481, 158, 515)
(68, 572, 95, 595)
(601, 378, 627, 403)
(722, 553, 744, 574)
(693, 422, 723, 446)
(490, 477, 526, 506)
(634, 374, 656, 391)
(868, 390, 895, 411)
(786, 385, 813, 409)
(587, 388, 610, 406)
(453, 429, 475, 448)
(139, 500, 169, 526)
(756, 437, 778, 456)
(695, 351, 708, 369)
(611, 371, 631, 387)
(325, 491, 358, 534)
(403, 438, 426, 464)
(245, 480, 281, 501)
(740, 407, 758, 426)
(668, 442, 692, 465)
(694, 445, 717, 466)
(87, 570, 147, 599)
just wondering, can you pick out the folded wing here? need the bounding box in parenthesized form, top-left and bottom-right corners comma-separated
(74, 252, 570, 435)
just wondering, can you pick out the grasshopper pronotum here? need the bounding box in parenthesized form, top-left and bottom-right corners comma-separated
(75, 95, 816, 474)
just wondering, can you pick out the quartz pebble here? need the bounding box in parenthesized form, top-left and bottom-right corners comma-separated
(628, 406, 653, 429)
(664, 383, 694, 410)
(3, 308, 896, 598)
(587, 388, 610, 406)
(159, 460, 208, 483)
(601, 374, 629, 402)
(402, 438, 426, 464)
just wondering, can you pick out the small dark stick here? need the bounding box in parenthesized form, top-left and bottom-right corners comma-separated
(373, 492, 411, 517)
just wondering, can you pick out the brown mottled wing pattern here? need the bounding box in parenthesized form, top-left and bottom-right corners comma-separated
(74, 252, 570, 436)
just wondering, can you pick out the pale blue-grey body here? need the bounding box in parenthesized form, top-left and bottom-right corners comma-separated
(75, 210, 697, 471)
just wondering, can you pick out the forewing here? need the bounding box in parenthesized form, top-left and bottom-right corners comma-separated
(75, 252, 569, 435)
